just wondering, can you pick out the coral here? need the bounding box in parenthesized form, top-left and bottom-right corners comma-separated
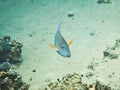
(0, 36, 23, 63)
(0, 67, 29, 90)
(47, 73, 88, 90)
(95, 80, 111, 90)
(0, 36, 29, 90)
(46, 73, 111, 90)
(103, 39, 120, 59)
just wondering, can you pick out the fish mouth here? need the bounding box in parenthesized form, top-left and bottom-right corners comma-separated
(57, 51, 71, 57)
(65, 53, 71, 57)
(67, 55, 71, 57)
(62, 54, 71, 57)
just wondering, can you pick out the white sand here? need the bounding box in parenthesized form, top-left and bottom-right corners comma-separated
(0, 0, 120, 89)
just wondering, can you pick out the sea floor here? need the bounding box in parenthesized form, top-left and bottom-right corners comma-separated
(0, 0, 120, 90)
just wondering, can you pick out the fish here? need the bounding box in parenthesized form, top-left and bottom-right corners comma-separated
(49, 23, 73, 57)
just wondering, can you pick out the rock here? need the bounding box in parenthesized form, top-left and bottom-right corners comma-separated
(90, 32, 95, 36)
(95, 80, 111, 90)
(103, 39, 120, 59)
(97, 0, 112, 4)
(86, 72, 94, 78)
(68, 11, 74, 17)
(32, 69, 36, 72)
(103, 49, 118, 59)
(115, 39, 120, 48)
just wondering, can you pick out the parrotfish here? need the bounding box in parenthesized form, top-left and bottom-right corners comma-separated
(50, 23, 73, 57)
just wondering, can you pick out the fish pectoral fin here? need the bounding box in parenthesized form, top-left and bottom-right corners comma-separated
(49, 44, 58, 50)
(68, 39, 74, 46)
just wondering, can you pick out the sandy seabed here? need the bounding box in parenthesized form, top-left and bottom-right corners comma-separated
(0, 0, 120, 90)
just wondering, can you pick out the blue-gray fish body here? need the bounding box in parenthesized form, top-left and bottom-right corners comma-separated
(55, 23, 71, 57)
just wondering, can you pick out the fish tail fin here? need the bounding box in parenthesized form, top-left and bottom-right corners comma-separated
(49, 44, 58, 50)
(68, 39, 74, 46)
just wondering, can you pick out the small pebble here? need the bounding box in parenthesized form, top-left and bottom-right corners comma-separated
(68, 11, 74, 17)
(29, 77, 32, 81)
(90, 32, 95, 36)
(43, 3, 46, 6)
(49, 33, 52, 35)
(31, 0, 34, 2)
(72, 18, 74, 20)
(81, 74, 84, 77)
(27, 33, 32, 37)
(42, 38, 45, 41)
(29, 34, 32, 37)
(32, 70, 36, 72)
(101, 20, 104, 22)
(108, 75, 112, 78)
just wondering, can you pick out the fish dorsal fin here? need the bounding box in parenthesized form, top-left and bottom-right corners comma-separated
(49, 44, 58, 50)
(57, 23, 61, 33)
(68, 39, 74, 46)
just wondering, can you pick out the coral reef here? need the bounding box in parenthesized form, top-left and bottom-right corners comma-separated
(103, 39, 120, 59)
(0, 36, 29, 90)
(0, 68, 29, 90)
(46, 73, 111, 90)
(0, 36, 23, 63)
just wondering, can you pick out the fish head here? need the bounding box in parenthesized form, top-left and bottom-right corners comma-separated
(57, 44, 71, 57)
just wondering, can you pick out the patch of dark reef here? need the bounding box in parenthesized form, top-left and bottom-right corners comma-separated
(103, 39, 120, 59)
(45, 73, 111, 90)
(97, 0, 112, 4)
(0, 36, 29, 90)
(0, 36, 23, 63)
(0, 65, 29, 90)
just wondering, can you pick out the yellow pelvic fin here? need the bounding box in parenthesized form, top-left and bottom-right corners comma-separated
(49, 44, 58, 50)
(68, 39, 74, 46)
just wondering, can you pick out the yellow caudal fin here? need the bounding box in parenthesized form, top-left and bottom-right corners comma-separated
(49, 44, 58, 50)
(68, 39, 74, 46)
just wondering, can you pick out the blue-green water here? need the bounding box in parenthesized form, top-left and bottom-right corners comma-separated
(0, 0, 120, 90)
